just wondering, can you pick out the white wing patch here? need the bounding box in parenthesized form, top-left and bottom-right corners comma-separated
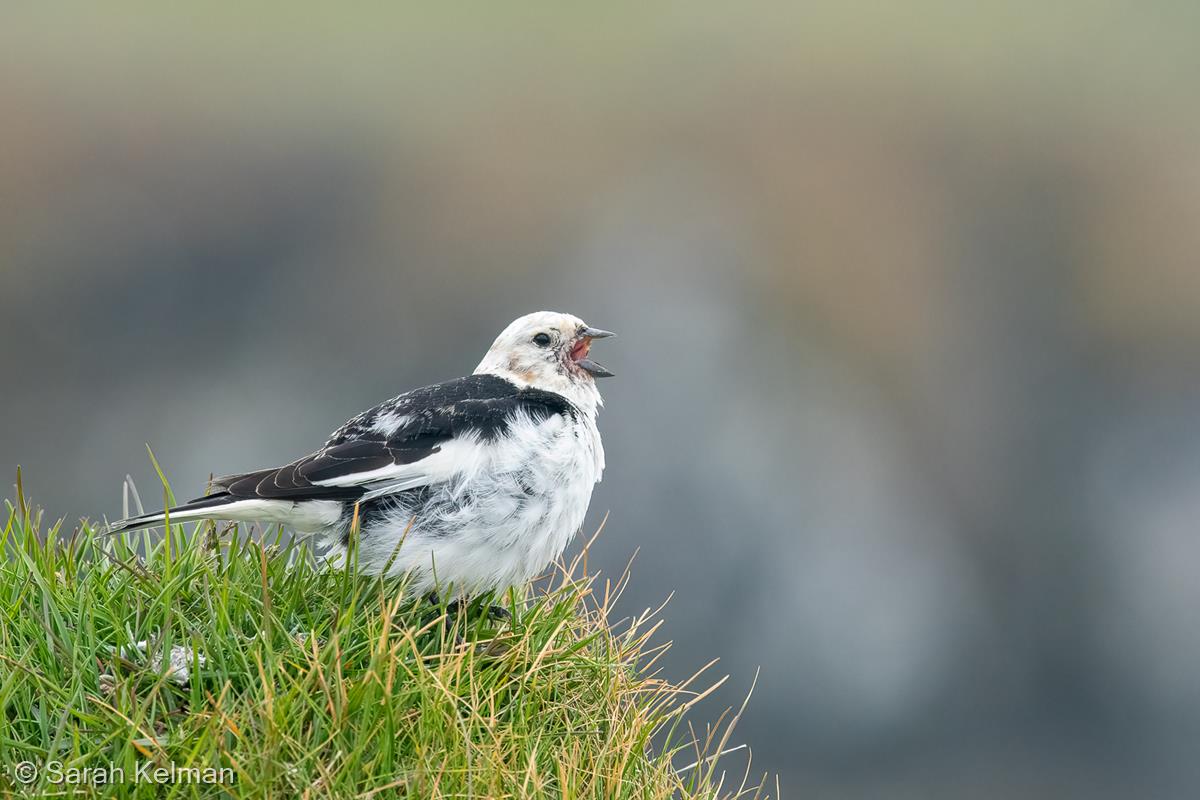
(371, 412, 412, 436)
(312, 436, 491, 497)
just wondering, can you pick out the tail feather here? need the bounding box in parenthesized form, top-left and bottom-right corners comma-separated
(105, 494, 347, 536)
(106, 493, 240, 534)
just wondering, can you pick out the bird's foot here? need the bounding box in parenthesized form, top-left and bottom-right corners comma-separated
(439, 597, 512, 624)
(485, 604, 511, 622)
(420, 595, 512, 649)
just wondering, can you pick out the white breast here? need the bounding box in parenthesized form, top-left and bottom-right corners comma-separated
(351, 409, 604, 595)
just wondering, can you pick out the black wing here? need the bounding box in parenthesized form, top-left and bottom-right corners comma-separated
(199, 374, 573, 503)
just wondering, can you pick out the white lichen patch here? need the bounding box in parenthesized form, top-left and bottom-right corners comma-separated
(111, 640, 207, 686)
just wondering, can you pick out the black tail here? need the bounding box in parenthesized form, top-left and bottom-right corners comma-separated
(105, 493, 238, 535)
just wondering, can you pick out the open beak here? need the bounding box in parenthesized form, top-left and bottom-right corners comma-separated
(572, 327, 616, 377)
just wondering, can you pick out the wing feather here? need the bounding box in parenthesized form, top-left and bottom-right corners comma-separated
(207, 374, 573, 503)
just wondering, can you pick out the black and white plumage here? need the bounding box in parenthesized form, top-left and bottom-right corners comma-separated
(109, 311, 614, 596)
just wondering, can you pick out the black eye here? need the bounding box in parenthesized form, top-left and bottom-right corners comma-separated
(532, 332, 553, 347)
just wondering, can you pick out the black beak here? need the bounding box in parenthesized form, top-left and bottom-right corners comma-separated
(581, 327, 616, 340)
(577, 358, 615, 378)
(577, 327, 616, 377)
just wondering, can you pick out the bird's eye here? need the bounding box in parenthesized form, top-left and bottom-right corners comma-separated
(533, 332, 553, 347)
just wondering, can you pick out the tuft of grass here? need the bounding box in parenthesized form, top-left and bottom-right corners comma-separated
(0, 481, 768, 799)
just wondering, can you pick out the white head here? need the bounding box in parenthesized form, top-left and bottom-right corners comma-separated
(475, 311, 615, 411)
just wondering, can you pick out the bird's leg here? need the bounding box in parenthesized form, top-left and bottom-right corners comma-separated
(419, 591, 449, 629)
(444, 596, 511, 623)
(418, 594, 468, 630)
(485, 604, 511, 622)
(419, 595, 510, 649)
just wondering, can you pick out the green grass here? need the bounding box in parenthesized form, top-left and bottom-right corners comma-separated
(0, 475, 767, 799)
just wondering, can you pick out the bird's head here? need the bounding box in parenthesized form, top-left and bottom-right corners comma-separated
(475, 311, 615, 409)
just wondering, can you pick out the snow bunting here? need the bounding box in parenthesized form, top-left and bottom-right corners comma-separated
(110, 311, 613, 597)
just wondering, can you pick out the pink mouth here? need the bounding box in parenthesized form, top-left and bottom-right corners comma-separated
(569, 338, 591, 364)
(567, 328, 615, 377)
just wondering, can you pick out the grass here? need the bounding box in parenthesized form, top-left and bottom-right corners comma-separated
(0, 473, 768, 799)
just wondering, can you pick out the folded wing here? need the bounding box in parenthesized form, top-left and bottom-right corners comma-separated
(204, 374, 572, 504)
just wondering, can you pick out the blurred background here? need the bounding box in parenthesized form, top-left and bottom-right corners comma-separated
(4, 4, 1200, 796)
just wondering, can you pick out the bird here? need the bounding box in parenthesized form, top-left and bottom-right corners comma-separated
(108, 311, 614, 601)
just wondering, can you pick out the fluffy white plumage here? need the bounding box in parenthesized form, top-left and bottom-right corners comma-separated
(110, 311, 613, 597)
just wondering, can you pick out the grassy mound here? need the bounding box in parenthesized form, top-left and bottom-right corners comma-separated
(0, 482, 766, 799)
